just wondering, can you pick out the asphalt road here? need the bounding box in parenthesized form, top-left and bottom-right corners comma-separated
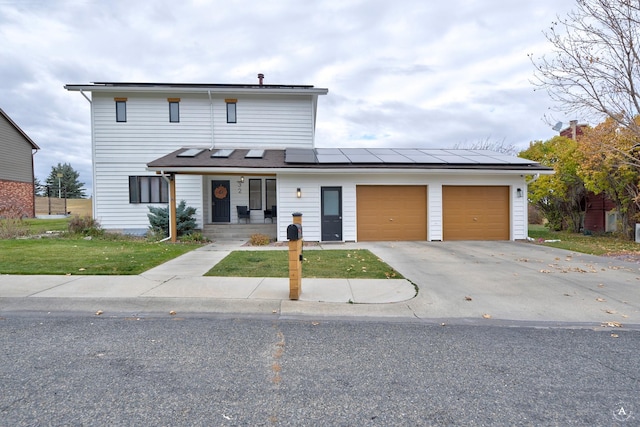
(1, 314, 638, 426)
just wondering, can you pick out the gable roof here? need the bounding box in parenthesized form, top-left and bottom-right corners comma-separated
(0, 108, 40, 150)
(147, 147, 553, 174)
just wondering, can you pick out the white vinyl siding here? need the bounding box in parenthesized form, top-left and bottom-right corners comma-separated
(213, 95, 315, 148)
(90, 90, 316, 232)
(93, 162, 202, 234)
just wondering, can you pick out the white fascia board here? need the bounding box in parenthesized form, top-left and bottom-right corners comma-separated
(64, 84, 328, 96)
(146, 166, 554, 175)
(274, 168, 555, 176)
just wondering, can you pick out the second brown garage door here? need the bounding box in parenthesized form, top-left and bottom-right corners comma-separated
(443, 186, 509, 240)
(357, 185, 427, 241)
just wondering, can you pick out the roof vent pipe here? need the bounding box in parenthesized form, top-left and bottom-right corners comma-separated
(258, 73, 264, 85)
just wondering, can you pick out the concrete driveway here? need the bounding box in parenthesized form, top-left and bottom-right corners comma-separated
(360, 240, 640, 327)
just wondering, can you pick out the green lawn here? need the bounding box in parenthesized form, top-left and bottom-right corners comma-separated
(0, 237, 200, 275)
(23, 217, 72, 233)
(528, 224, 640, 255)
(205, 249, 403, 279)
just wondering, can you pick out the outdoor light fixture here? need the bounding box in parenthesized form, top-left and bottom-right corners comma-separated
(297, 188, 302, 198)
(517, 188, 523, 198)
(240, 176, 244, 183)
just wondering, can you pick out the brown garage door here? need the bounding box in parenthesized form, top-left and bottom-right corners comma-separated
(443, 186, 509, 240)
(357, 185, 427, 241)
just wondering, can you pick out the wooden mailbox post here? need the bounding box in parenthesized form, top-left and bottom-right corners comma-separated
(288, 213, 303, 300)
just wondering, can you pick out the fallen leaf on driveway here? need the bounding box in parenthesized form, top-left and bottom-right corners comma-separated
(611, 333, 619, 338)
(606, 309, 617, 314)
(169, 310, 177, 315)
(596, 298, 606, 302)
(602, 321, 623, 328)
(464, 296, 472, 301)
(540, 270, 551, 273)
(598, 283, 605, 288)
(482, 314, 492, 319)
(95, 310, 103, 316)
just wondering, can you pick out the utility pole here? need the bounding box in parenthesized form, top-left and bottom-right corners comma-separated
(57, 173, 63, 198)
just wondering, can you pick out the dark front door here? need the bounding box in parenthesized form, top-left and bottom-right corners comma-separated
(212, 180, 230, 222)
(321, 186, 342, 241)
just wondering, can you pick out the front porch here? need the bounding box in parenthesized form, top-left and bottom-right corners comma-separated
(202, 223, 277, 241)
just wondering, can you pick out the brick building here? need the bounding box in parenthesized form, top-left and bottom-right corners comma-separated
(0, 108, 40, 217)
(559, 120, 617, 233)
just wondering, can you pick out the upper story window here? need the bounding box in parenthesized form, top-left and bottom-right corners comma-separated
(115, 98, 127, 122)
(168, 98, 180, 123)
(226, 99, 237, 123)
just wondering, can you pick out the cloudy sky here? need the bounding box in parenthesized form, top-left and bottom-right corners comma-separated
(1, 0, 577, 196)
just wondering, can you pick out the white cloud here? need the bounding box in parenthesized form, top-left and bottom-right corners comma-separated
(0, 0, 577, 195)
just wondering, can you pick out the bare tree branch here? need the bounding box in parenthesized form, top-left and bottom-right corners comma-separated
(530, 0, 640, 137)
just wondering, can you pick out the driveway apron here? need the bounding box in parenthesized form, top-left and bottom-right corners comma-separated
(362, 241, 640, 325)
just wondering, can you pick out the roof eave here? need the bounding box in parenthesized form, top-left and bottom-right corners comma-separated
(146, 165, 554, 175)
(64, 84, 328, 96)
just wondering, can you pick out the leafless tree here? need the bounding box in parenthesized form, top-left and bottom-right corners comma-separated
(530, 0, 640, 139)
(453, 137, 518, 155)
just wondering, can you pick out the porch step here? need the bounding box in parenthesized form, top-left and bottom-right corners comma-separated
(203, 223, 277, 240)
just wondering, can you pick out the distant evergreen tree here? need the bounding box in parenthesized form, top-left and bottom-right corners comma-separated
(34, 177, 45, 196)
(45, 163, 86, 198)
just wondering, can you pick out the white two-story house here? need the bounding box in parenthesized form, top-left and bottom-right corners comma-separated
(65, 76, 552, 242)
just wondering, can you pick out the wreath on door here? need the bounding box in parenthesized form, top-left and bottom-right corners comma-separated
(214, 185, 228, 199)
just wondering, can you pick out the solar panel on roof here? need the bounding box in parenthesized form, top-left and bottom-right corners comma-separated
(211, 149, 235, 158)
(340, 148, 367, 155)
(316, 148, 343, 155)
(285, 148, 317, 163)
(368, 148, 397, 155)
(316, 154, 350, 163)
(346, 154, 383, 163)
(177, 148, 205, 157)
(376, 154, 415, 163)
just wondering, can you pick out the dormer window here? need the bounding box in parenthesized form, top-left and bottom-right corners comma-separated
(226, 99, 237, 123)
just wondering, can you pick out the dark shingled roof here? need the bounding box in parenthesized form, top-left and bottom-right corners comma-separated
(147, 147, 553, 172)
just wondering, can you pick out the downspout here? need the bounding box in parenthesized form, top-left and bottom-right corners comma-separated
(525, 173, 540, 241)
(80, 89, 91, 104)
(31, 148, 38, 217)
(525, 173, 540, 185)
(79, 90, 96, 218)
(160, 171, 174, 242)
(208, 90, 215, 150)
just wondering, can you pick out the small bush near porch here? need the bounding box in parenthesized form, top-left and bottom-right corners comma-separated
(205, 249, 403, 279)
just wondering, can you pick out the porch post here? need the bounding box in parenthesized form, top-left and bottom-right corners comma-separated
(169, 174, 177, 243)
